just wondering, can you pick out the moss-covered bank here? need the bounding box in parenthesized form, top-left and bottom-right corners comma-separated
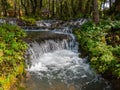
(0, 24, 27, 90)
(74, 20, 120, 78)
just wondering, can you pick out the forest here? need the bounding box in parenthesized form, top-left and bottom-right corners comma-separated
(0, 0, 119, 21)
(0, 0, 120, 90)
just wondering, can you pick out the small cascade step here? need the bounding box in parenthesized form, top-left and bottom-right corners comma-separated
(24, 19, 111, 90)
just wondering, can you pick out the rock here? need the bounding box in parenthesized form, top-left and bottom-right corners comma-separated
(24, 31, 71, 43)
(25, 71, 31, 81)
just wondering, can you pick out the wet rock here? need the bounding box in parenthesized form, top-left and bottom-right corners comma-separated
(25, 71, 31, 80)
(24, 31, 71, 43)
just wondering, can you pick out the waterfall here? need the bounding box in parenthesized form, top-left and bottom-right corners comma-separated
(26, 38, 98, 87)
(26, 36, 110, 90)
(25, 19, 111, 90)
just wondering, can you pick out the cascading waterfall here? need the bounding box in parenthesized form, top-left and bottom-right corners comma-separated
(27, 39, 70, 66)
(25, 19, 111, 90)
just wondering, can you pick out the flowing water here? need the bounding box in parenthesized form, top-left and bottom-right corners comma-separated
(24, 19, 111, 90)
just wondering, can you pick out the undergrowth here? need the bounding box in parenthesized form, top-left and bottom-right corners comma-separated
(74, 20, 120, 78)
(0, 24, 27, 90)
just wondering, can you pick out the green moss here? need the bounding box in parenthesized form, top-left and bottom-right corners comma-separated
(20, 17, 36, 26)
(0, 24, 28, 90)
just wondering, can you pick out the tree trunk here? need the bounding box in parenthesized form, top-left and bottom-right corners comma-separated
(21, 0, 28, 15)
(93, 0, 99, 24)
(30, 0, 37, 14)
(85, 0, 92, 17)
(39, 0, 43, 10)
(109, 0, 112, 12)
(78, 0, 83, 13)
(71, 0, 75, 17)
(14, 0, 17, 17)
(48, 0, 50, 18)
(1, 0, 8, 16)
(52, 0, 55, 16)
(60, 0, 63, 18)
(114, 0, 120, 14)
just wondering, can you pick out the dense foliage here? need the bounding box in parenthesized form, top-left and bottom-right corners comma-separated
(0, 0, 119, 89)
(74, 20, 120, 78)
(0, 0, 120, 21)
(0, 24, 27, 90)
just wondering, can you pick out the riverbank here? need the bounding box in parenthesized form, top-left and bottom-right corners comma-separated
(0, 24, 27, 90)
(1, 18, 120, 89)
(74, 20, 120, 89)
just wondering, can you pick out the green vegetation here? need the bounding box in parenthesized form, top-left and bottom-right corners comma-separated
(0, 24, 27, 90)
(1, 0, 119, 21)
(74, 20, 120, 78)
(0, 0, 120, 89)
(20, 17, 36, 26)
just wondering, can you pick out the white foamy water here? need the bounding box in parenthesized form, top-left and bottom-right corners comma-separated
(25, 19, 111, 90)
(26, 39, 110, 90)
(28, 49, 93, 78)
(27, 38, 94, 79)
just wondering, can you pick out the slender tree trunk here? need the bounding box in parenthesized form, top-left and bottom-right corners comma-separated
(71, 0, 75, 17)
(1, 0, 8, 16)
(39, 0, 43, 10)
(109, 0, 112, 12)
(78, 0, 83, 13)
(93, 0, 99, 24)
(60, 0, 63, 18)
(14, 0, 17, 17)
(30, 0, 37, 14)
(48, 0, 50, 18)
(52, 0, 55, 16)
(21, 0, 28, 15)
(85, 0, 92, 17)
(55, 0, 57, 16)
(114, 0, 120, 14)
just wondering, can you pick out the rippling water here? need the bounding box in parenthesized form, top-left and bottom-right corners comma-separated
(24, 19, 111, 90)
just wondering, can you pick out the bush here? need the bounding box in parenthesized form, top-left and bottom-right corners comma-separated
(0, 24, 27, 90)
(20, 16, 36, 25)
(74, 20, 120, 78)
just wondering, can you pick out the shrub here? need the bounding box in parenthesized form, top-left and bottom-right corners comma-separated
(20, 17, 36, 25)
(0, 24, 27, 90)
(74, 20, 120, 78)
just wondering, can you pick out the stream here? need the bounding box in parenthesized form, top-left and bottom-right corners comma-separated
(23, 19, 112, 90)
